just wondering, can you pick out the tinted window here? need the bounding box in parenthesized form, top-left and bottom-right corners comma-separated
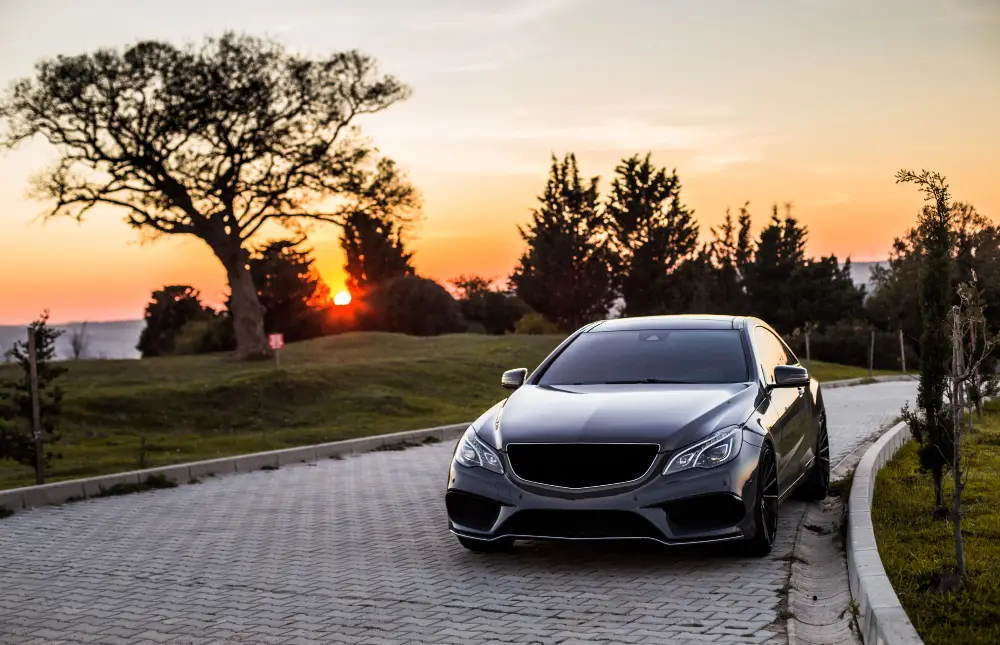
(753, 327, 796, 382)
(537, 329, 750, 385)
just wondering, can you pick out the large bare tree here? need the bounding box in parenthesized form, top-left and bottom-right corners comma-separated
(0, 33, 416, 358)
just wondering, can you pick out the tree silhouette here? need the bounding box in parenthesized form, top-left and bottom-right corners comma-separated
(340, 210, 415, 294)
(510, 154, 616, 330)
(137, 286, 213, 357)
(897, 168, 955, 514)
(604, 154, 698, 316)
(0, 312, 66, 483)
(743, 204, 808, 331)
(0, 33, 415, 359)
(244, 239, 331, 342)
(452, 275, 530, 335)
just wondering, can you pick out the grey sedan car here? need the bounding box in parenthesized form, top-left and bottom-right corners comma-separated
(445, 315, 830, 556)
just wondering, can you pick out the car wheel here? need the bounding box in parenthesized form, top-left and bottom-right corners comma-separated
(457, 536, 514, 552)
(742, 443, 778, 557)
(798, 409, 831, 501)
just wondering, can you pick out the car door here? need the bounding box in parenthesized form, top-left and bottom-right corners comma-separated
(773, 333, 814, 483)
(752, 326, 806, 495)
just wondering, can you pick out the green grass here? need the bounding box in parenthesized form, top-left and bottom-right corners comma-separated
(872, 404, 1000, 645)
(0, 333, 896, 490)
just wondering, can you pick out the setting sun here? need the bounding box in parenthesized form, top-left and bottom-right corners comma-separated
(333, 290, 352, 306)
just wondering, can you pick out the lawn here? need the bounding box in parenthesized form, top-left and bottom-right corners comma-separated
(872, 403, 1000, 645)
(0, 332, 896, 490)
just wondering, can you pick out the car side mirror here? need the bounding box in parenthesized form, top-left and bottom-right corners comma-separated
(501, 368, 528, 390)
(771, 365, 810, 388)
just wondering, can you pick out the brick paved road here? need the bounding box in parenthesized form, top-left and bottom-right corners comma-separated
(0, 381, 916, 645)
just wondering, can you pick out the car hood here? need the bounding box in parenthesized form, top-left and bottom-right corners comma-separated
(478, 383, 759, 453)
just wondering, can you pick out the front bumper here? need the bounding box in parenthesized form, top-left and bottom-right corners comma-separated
(446, 439, 762, 546)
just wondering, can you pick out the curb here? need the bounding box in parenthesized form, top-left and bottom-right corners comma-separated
(846, 421, 924, 645)
(0, 422, 469, 513)
(820, 374, 915, 390)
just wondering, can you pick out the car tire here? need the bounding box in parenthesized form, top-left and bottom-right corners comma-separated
(798, 409, 831, 501)
(457, 536, 514, 552)
(742, 443, 778, 557)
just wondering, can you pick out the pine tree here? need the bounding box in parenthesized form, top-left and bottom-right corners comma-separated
(897, 169, 956, 514)
(744, 204, 809, 331)
(340, 210, 415, 294)
(510, 154, 616, 331)
(706, 203, 752, 314)
(604, 154, 699, 316)
(246, 239, 331, 342)
(0, 312, 66, 483)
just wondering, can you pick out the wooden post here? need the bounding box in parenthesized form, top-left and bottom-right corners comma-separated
(899, 328, 906, 373)
(804, 329, 812, 371)
(28, 330, 44, 485)
(868, 329, 875, 378)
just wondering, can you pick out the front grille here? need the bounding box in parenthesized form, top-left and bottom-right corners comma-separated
(499, 510, 661, 540)
(505, 443, 660, 488)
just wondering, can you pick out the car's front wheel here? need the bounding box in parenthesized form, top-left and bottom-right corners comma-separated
(742, 443, 778, 557)
(798, 408, 831, 501)
(457, 536, 514, 553)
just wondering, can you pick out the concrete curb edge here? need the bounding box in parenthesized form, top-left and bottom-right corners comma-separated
(0, 422, 469, 513)
(846, 420, 924, 645)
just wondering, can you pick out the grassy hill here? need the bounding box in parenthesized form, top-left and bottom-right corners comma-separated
(0, 332, 898, 489)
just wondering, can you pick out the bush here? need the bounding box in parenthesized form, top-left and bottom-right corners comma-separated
(786, 322, 917, 370)
(514, 313, 562, 335)
(361, 275, 466, 336)
(465, 322, 488, 334)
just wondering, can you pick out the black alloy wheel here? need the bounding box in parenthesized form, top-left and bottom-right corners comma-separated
(743, 443, 779, 557)
(799, 409, 831, 501)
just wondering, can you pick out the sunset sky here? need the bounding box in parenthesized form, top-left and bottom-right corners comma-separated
(1, 0, 998, 324)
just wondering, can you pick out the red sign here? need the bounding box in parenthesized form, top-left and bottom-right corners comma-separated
(268, 334, 284, 350)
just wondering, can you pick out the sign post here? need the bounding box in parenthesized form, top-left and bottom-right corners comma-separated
(269, 333, 284, 369)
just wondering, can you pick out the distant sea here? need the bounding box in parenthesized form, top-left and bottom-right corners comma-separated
(1, 261, 885, 361)
(0, 320, 144, 361)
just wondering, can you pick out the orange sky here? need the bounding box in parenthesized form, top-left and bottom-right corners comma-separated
(1, 0, 998, 324)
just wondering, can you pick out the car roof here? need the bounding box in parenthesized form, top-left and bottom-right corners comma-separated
(587, 314, 748, 332)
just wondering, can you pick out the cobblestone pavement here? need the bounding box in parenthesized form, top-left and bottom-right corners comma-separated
(0, 381, 916, 645)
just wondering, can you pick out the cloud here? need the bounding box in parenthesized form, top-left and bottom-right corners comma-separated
(410, 0, 583, 31)
(369, 114, 759, 175)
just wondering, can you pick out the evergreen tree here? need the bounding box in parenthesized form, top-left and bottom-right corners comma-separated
(137, 286, 214, 357)
(743, 204, 808, 331)
(340, 210, 415, 294)
(705, 203, 753, 314)
(510, 154, 616, 331)
(245, 239, 332, 342)
(604, 154, 699, 316)
(0, 312, 66, 483)
(897, 169, 955, 513)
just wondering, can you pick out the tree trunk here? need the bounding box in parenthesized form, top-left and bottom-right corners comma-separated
(216, 245, 270, 360)
(933, 468, 945, 510)
(952, 312, 966, 580)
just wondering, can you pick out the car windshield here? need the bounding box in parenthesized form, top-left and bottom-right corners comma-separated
(538, 329, 750, 385)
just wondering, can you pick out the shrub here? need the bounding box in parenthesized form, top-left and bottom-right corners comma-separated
(514, 313, 562, 335)
(361, 275, 466, 336)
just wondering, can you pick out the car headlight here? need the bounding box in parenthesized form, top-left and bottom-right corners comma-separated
(663, 426, 743, 475)
(454, 426, 504, 475)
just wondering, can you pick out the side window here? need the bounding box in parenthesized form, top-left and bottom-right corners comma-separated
(753, 327, 795, 382)
(753, 328, 782, 382)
